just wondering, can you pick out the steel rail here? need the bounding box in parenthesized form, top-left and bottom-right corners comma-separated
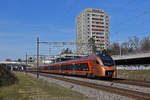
(38, 73, 150, 100)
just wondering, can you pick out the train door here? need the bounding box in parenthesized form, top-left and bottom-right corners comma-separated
(92, 59, 102, 76)
(58, 65, 61, 73)
(72, 63, 76, 75)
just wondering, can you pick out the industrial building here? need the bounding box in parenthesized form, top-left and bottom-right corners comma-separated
(76, 8, 110, 54)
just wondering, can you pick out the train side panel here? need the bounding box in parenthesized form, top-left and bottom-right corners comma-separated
(27, 54, 117, 78)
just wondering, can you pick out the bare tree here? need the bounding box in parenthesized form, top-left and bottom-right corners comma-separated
(121, 42, 129, 55)
(140, 37, 150, 53)
(127, 37, 136, 53)
(5, 59, 12, 61)
(88, 37, 96, 54)
(17, 59, 22, 62)
(61, 48, 73, 54)
(110, 42, 120, 55)
(106, 36, 150, 56)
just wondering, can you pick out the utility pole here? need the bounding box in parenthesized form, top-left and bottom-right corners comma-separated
(26, 53, 27, 65)
(37, 37, 39, 79)
(119, 44, 122, 56)
(25, 53, 28, 73)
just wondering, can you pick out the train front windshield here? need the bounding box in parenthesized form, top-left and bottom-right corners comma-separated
(96, 54, 114, 66)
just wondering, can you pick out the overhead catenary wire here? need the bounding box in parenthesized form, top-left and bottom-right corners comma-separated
(115, 10, 150, 29)
(117, 0, 137, 10)
(114, 9, 150, 35)
(113, 0, 150, 36)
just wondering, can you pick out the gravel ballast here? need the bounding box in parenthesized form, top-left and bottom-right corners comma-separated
(27, 73, 134, 100)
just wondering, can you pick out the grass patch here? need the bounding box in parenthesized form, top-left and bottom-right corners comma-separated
(117, 70, 150, 81)
(0, 72, 93, 100)
(0, 65, 18, 87)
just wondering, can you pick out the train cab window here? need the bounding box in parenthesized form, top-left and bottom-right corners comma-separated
(96, 54, 114, 66)
(96, 60, 100, 64)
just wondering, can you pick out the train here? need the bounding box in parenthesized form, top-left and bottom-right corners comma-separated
(27, 53, 117, 78)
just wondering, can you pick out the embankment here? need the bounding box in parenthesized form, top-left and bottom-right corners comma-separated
(0, 64, 18, 86)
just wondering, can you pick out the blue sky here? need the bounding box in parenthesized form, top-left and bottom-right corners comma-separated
(0, 0, 150, 60)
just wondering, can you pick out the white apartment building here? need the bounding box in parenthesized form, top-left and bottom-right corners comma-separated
(76, 8, 110, 54)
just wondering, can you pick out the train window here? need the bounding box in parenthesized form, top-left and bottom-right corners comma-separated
(75, 63, 89, 71)
(53, 66, 55, 70)
(67, 65, 70, 70)
(55, 66, 57, 70)
(66, 65, 69, 70)
(40, 67, 42, 70)
(69, 64, 73, 70)
(60, 65, 62, 70)
(96, 60, 100, 64)
(67, 65, 69, 70)
(62, 65, 64, 70)
(44, 67, 47, 70)
(81, 63, 89, 71)
(56, 66, 58, 70)
(63, 65, 65, 70)
(68, 65, 71, 70)
(75, 64, 80, 71)
(61, 65, 64, 70)
(48, 66, 51, 70)
(58, 65, 61, 70)
(65, 65, 67, 70)
(43, 67, 45, 70)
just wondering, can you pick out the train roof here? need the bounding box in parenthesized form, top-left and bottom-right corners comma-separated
(28, 53, 113, 68)
(39, 55, 96, 67)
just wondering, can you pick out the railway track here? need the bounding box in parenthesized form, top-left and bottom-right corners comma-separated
(38, 72, 150, 88)
(112, 79, 150, 88)
(48, 73, 150, 88)
(37, 73, 150, 100)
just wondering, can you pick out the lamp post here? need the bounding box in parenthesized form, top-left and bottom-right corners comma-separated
(25, 53, 28, 73)
(37, 37, 39, 79)
(119, 44, 122, 56)
(116, 39, 122, 56)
